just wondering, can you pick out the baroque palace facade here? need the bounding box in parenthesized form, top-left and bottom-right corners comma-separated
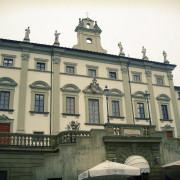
(0, 17, 180, 180)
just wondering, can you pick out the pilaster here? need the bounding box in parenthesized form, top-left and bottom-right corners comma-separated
(52, 54, 61, 134)
(167, 71, 180, 137)
(16, 51, 30, 133)
(121, 63, 133, 124)
(145, 67, 158, 129)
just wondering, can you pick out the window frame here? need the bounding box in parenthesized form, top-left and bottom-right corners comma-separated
(106, 68, 118, 80)
(61, 84, 80, 117)
(66, 97, 75, 114)
(156, 94, 172, 121)
(29, 81, 50, 115)
(0, 91, 10, 110)
(64, 62, 77, 74)
(34, 58, 48, 71)
(86, 65, 99, 77)
(155, 74, 164, 86)
(137, 102, 145, 119)
(131, 71, 142, 83)
(35, 94, 44, 113)
(1, 54, 16, 67)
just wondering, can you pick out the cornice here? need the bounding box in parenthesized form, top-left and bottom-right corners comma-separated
(0, 38, 176, 72)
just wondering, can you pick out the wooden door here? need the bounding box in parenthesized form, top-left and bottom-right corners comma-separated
(0, 123, 10, 144)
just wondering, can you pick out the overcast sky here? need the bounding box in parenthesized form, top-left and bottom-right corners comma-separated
(0, 0, 179, 86)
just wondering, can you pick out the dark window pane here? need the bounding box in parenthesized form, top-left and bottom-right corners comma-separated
(66, 97, 75, 114)
(0, 91, 10, 109)
(35, 94, 44, 112)
(133, 75, 140, 82)
(66, 66, 74, 74)
(3, 58, 13, 66)
(137, 103, 145, 118)
(109, 72, 116, 79)
(157, 78, 163, 85)
(112, 101, 120, 117)
(88, 69, 96, 77)
(161, 105, 169, 119)
(36, 62, 45, 70)
(88, 99, 100, 124)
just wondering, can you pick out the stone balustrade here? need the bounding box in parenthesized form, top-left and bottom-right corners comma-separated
(0, 130, 91, 149)
(104, 123, 156, 137)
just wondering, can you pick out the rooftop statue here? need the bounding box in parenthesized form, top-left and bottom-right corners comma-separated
(142, 46, 149, 60)
(118, 42, 125, 56)
(163, 50, 169, 64)
(23, 27, 30, 42)
(54, 30, 60, 46)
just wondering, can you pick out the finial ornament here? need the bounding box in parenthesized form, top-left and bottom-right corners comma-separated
(142, 46, 149, 60)
(23, 27, 30, 42)
(53, 30, 60, 46)
(163, 50, 169, 64)
(118, 42, 125, 56)
(85, 12, 89, 18)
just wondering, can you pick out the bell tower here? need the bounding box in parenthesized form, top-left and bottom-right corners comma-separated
(73, 17, 107, 53)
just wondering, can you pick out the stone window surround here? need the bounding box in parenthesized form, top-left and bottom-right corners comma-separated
(161, 124, 174, 137)
(84, 94, 104, 125)
(106, 67, 118, 79)
(0, 77, 17, 113)
(34, 58, 48, 71)
(0, 114, 14, 132)
(132, 92, 149, 120)
(1, 54, 17, 67)
(64, 62, 77, 74)
(60, 84, 80, 117)
(29, 81, 50, 116)
(154, 74, 164, 86)
(131, 71, 142, 82)
(156, 94, 172, 121)
(86, 64, 99, 77)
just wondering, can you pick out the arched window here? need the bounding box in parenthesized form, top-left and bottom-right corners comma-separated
(86, 23, 90, 29)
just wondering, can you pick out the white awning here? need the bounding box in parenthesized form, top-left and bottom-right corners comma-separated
(124, 155, 150, 174)
(162, 160, 180, 168)
(78, 160, 140, 180)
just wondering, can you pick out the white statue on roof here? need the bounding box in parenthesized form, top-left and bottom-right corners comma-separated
(54, 30, 60, 46)
(142, 46, 149, 60)
(118, 42, 125, 56)
(23, 27, 30, 42)
(163, 50, 169, 64)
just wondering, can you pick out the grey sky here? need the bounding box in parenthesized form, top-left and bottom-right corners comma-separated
(0, 0, 179, 85)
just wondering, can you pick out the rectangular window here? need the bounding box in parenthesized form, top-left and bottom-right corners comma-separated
(112, 101, 120, 117)
(0, 91, 10, 109)
(109, 72, 116, 79)
(3, 58, 13, 66)
(161, 105, 169, 119)
(36, 62, 45, 71)
(157, 78, 163, 85)
(137, 103, 145, 118)
(0, 171, 7, 180)
(133, 75, 140, 82)
(88, 99, 100, 124)
(66, 66, 74, 74)
(66, 97, 75, 114)
(88, 69, 96, 77)
(35, 94, 44, 112)
(178, 92, 180, 99)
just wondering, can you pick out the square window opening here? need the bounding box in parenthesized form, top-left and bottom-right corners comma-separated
(88, 69, 96, 77)
(66, 66, 75, 74)
(36, 62, 45, 71)
(109, 72, 116, 79)
(3, 58, 13, 66)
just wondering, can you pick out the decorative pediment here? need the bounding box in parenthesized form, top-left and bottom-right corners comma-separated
(0, 114, 13, 121)
(161, 124, 174, 131)
(83, 78, 103, 95)
(29, 81, 50, 90)
(60, 84, 80, 93)
(109, 88, 124, 97)
(0, 77, 17, 87)
(156, 94, 170, 101)
(132, 91, 145, 99)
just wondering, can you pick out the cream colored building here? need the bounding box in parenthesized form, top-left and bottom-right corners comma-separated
(0, 17, 180, 138)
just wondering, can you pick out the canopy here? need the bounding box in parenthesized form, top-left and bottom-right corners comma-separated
(125, 155, 150, 174)
(78, 160, 140, 180)
(162, 160, 180, 168)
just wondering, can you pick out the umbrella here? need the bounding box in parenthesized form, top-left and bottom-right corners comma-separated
(78, 160, 140, 180)
(162, 160, 180, 168)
